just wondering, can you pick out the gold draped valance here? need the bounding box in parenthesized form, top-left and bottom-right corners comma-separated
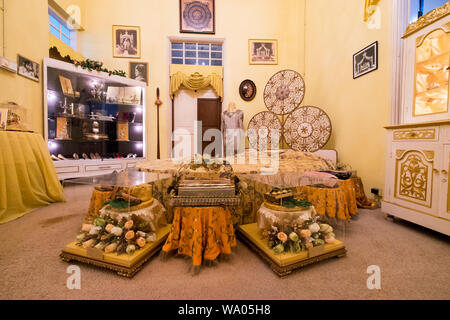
(49, 34, 85, 62)
(364, 0, 381, 22)
(170, 64, 224, 101)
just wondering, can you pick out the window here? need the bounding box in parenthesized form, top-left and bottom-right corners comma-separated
(410, 0, 448, 22)
(49, 9, 76, 49)
(171, 41, 223, 66)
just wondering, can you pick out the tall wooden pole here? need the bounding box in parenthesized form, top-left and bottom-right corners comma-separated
(171, 96, 174, 155)
(155, 88, 163, 159)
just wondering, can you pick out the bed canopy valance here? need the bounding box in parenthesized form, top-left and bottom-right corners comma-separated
(169, 64, 223, 101)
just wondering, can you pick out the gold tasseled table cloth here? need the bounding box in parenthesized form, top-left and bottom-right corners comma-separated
(0, 131, 65, 224)
(296, 179, 358, 221)
(162, 206, 236, 266)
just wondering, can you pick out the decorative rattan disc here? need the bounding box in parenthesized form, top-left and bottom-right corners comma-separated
(247, 111, 282, 150)
(264, 70, 305, 115)
(283, 106, 332, 152)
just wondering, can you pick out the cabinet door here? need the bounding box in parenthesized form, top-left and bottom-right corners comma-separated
(402, 17, 450, 124)
(440, 145, 450, 220)
(392, 143, 441, 215)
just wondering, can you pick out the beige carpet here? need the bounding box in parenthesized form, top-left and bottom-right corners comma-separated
(0, 185, 449, 300)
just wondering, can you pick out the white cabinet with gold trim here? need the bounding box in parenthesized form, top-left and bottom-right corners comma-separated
(383, 123, 450, 235)
(383, 3, 450, 236)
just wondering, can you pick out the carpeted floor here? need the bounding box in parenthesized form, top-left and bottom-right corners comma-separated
(0, 185, 449, 300)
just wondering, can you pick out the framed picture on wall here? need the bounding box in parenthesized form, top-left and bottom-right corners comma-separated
(353, 41, 378, 79)
(113, 25, 141, 59)
(17, 55, 40, 82)
(249, 39, 278, 65)
(129, 62, 149, 85)
(180, 0, 215, 34)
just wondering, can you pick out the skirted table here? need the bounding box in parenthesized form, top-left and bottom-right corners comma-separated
(162, 206, 237, 267)
(295, 179, 358, 221)
(0, 131, 64, 224)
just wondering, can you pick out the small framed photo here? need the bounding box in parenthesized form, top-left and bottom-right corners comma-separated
(17, 55, 40, 82)
(180, 0, 215, 34)
(113, 25, 141, 59)
(249, 39, 278, 65)
(353, 41, 378, 79)
(0, 108, 8, 130)
(129, 62, 149, 85)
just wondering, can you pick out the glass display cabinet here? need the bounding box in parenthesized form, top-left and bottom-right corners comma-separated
(382, 2, 450, 236)
(44, 58, 146, 179)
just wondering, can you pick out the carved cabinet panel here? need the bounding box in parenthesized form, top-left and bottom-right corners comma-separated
(394, 148, 437, 210)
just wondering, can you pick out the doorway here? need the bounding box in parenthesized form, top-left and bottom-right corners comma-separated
(197, 98, 222, 156)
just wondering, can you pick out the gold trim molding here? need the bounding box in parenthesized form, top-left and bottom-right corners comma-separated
(393, 128, 436, 141)
(403, 2, 450, 38)
(395, 149, 434, 162)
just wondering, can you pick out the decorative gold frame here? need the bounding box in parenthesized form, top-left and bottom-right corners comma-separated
(112, 25, 141, 59)
(248, 39, 278, 65)
(403, 2, 450, 38)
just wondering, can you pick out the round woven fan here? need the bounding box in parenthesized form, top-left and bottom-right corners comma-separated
(264, 70, 305, 115)
(247, 111, 282, 150)
(283, 106, 332, 152)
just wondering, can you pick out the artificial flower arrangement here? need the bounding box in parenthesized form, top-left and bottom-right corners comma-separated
(72, 59, 127, 77)
(262, 214, 336, 255)
(75, 214, 157, 255)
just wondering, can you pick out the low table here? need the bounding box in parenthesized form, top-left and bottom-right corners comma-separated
(237, 223, 346, 278)
(60, 224, 171, 278)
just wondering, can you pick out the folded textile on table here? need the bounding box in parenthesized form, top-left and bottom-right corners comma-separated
(99, 199, 167, 233)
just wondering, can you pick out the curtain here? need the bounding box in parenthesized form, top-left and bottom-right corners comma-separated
(364, 0, 381, 22)
(170, 64, 224, 101)
(49, 34, 85, 62)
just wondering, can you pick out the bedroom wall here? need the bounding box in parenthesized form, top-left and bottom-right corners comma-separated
(77, 0, 306, 159)
(304, 0, 392, 196)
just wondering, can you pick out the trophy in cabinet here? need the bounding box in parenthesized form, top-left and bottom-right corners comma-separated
(116, 112, 130, 141)
(55, 117, 71, 140)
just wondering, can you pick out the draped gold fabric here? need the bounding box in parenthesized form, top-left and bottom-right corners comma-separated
(49, 34, 85, 62)
(295, 179, 358, 221)
(364, 0, 381, 22)
(162, 206, 236, 266)
(0, 131, 65, 224)
(170, 64, 224, 100)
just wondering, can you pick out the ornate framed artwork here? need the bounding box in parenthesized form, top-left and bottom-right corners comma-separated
(239, 79, 257, 101)
(353, 41, 378, 79)
(249, 39, 278, 65)
(113, 25, 141, 59)
(180, 0, 215, 34)
(129, 62, 149, 85)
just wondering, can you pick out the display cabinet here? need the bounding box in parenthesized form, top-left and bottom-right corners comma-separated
(382, 3, 450, 235)
(44, 58, 146, 179)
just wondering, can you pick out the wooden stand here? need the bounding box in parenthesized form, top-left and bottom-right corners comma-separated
(60, 225, 171, 278)
(237, 223, 346, 278)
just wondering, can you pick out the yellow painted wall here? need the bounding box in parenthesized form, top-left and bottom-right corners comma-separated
(0, 0, 49, 135)
(0, 0, 392, 195)
(78, 0, 306, 159)
(304, 0, 392, 195)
